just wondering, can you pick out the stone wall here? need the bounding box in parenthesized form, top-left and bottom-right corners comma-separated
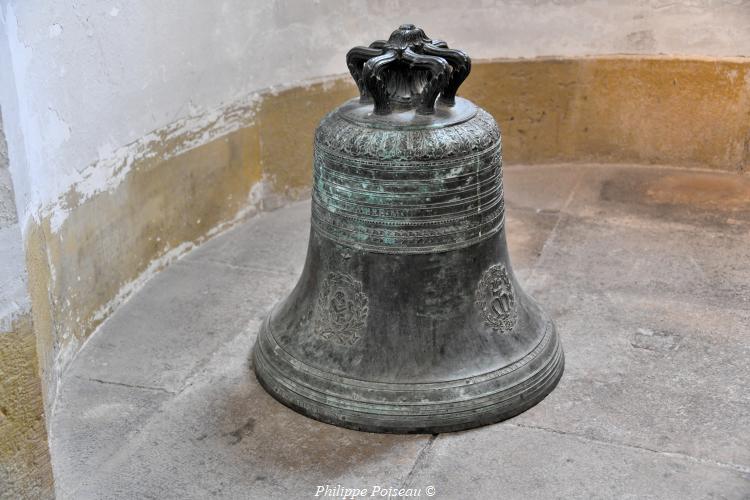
(0, 316, 54, 499)
(22, 58, 750, 432)
(466, 57, 750, 172)
(0, 112, 54, 498)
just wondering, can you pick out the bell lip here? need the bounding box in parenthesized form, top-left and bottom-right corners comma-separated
(251, 313, 564, 434)
(336, 96, 478, 131)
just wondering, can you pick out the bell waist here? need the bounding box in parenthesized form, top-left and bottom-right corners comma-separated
(311, 140, 505, 254)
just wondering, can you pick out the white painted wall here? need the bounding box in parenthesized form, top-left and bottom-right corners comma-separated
(0, 105, 29, 331)
(1, 0, 749, 230)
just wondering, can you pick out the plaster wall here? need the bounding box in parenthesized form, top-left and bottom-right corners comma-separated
(1, 0, 750, 229)
(0, 112, 15, 226)
(0, 110, 29, 331)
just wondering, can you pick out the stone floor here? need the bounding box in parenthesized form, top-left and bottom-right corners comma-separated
(50, 164, 750, 499)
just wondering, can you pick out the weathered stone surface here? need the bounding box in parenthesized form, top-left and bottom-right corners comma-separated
(183, 200, 311, 277)
(465, 59, 750, 171)
(405, 424, 749, 500)
(503, 209, 560, 284)
(508, 165, 750, 471)
(58, 322, 429, 499)
(68, 259, 297, 394)
(258, 80, 357, 197)
(51, 377, 169, 498)
(23, 79, 355, 424)
(518, 287, 750, 469)
(0, 315, 54, 499)
(24, 121, 263, 413)
(0, 224, 29, 331)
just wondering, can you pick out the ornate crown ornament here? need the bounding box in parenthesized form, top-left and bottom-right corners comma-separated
(346, 24, 471, 115)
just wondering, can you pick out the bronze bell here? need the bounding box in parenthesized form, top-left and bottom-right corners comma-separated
(253, 24, 564, 433)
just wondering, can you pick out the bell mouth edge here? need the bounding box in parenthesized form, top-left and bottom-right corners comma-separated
(251, 318, 564, 434)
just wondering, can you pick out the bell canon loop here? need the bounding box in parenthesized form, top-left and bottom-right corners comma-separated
(252, 24, 564, 433)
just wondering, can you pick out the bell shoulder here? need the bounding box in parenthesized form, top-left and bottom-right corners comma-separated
(314, 101, 501, 163)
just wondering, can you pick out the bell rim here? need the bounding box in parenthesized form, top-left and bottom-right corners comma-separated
(251, 313, 564, 434)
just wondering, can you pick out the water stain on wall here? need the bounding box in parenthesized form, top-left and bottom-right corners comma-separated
(0, 315, 54, 499)
(24, 78, 356, 420)
(464, 57, 750, 172)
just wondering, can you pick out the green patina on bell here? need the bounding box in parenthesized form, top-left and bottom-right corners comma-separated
(252, 24, 564, 433)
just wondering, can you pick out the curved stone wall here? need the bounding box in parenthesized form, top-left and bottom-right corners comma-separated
(466, 57, 750, 171)
(24, 57, 750, 420)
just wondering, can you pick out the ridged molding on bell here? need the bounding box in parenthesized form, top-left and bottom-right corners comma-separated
(312, 107, 504, 254)
(253, 24, 564, 433)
